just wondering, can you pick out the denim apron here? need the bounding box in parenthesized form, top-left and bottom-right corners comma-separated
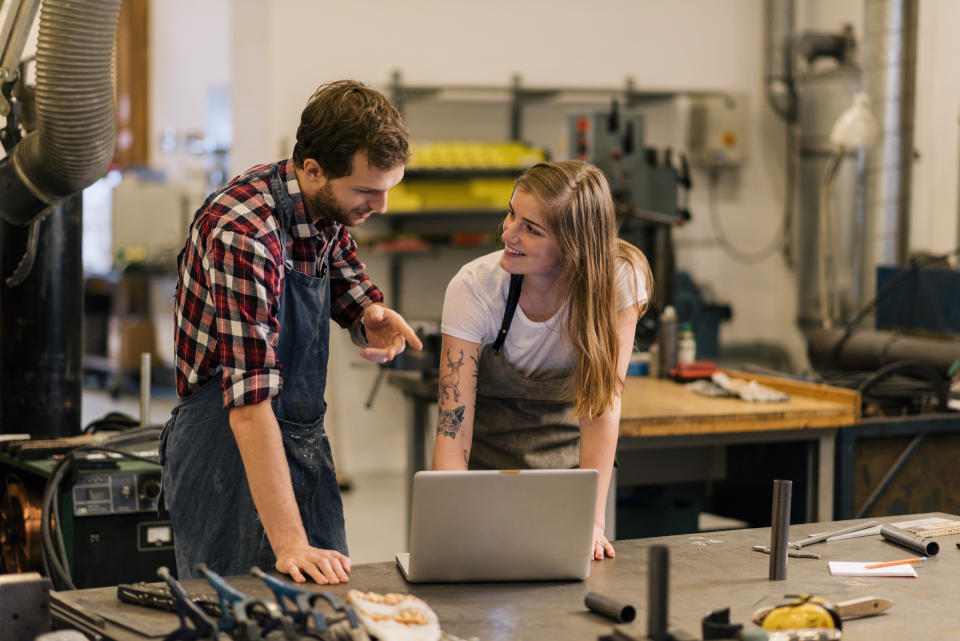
(160, 164, 346, 579)
(469, 275, 581, 470)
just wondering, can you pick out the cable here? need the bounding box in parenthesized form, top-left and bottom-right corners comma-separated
(706, 168, 787, 265)
(41, 456, 76, 590)
(857, 360, 949, 413)
(829, 247, 960, 366)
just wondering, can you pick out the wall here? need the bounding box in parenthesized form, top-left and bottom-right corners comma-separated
(149, 0, 232, 180)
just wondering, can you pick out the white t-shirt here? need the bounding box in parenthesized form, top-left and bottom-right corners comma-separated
(441, 251, 647, 375)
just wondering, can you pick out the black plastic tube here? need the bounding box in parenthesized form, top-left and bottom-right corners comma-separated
(585, 592, 636, 624)
(880, 524, 939, 556)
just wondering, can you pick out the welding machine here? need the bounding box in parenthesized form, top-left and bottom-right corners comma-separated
(0, 431, 176, 588)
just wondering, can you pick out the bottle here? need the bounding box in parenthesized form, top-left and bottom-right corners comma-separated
(677, 323, 696, 366)
(659, 305, 678, 379)
(649, 342, 660, 379)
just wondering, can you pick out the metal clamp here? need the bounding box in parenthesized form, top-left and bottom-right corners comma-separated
(156, 567, 218, 641)
(252, 567, 363, 638)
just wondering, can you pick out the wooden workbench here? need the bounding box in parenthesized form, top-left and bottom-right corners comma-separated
(620, 370, 860, 436)
(616, 371, 860, 523)
(389, 370, 860, 523)
(51, 512, 960, 641)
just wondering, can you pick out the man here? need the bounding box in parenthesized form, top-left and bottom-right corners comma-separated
(161, 80, 421, 584)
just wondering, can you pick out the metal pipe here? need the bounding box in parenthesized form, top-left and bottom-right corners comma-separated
(139, 353, 151, 427)
(808, 326, 960, 375)
(0, 195, 82, 436)
(769, 479, 792, 580)
(647, 545, 669, 641)
(859, 0, 919, 303)
(880, 524, 939, 556)
(584, 592, 636, 624)
(764, 0, 797, 122)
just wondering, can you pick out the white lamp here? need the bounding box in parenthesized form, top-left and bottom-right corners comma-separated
(819, 92, 880, 327)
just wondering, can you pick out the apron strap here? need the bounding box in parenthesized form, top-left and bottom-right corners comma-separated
(492, 274, 523, 354)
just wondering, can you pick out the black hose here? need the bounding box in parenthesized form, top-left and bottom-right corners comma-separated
(857, 360, 949, 412)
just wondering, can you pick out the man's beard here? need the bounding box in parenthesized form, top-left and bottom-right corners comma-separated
(306, 183, 367, 227)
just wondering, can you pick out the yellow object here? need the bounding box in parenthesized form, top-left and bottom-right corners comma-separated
(761, 595, 841, 631)
(407, 141, 546, 170)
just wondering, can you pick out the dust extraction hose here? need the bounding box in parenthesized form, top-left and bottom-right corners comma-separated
(0, 0, 122, 226)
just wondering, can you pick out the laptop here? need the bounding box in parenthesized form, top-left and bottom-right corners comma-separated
(396, 469, 597, 583)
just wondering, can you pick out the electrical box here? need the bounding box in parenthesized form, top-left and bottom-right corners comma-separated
(687, 95, 747, 168)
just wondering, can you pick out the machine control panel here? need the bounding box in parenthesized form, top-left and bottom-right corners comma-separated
(72, 471, 163, 516)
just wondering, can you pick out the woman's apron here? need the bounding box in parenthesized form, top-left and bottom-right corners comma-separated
(469, 275, 581, 470)
(160, 163, 346, 579)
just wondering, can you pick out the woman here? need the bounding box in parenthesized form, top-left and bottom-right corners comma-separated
(432, 160, 652, 560)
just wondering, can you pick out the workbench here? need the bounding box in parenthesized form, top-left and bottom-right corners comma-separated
(389, 370, 860, 524)
(51, 512, 960, 640)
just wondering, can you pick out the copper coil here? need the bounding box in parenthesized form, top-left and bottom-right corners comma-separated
(1, 474, 45, 574)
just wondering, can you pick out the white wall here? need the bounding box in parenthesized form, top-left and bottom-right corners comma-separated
(142, 0, 960, 473)
(150, 0, 232, 179)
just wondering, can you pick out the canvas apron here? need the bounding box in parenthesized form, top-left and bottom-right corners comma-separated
(160, 163, 346, 579)
(469, 275, 581, 470)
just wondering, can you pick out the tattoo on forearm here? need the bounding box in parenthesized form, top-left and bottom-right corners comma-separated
(439, 348, 464, 403)
(470, 354, 479, 381)
(463, 449, 469, 465)
(438, 406, 465, 439)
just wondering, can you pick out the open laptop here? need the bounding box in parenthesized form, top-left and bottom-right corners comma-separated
(396, 469, 597, 583)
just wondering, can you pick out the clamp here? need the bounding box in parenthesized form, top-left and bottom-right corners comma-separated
(197, 564, 296, 641)
(157, 566, 218, 641)
(251, 567, 365, 639)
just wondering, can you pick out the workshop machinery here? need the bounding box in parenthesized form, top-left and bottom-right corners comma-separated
(0, 430, 176, 589)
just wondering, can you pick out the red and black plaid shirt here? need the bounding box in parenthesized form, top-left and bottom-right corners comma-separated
(173, 158, 383, 408)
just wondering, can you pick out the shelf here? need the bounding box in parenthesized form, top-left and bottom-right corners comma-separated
(403, 168, 525, 180)
(386, 70, 727, 141)
(384, 208, 505, 219)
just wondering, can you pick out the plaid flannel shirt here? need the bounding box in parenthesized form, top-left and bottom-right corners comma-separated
(173, 158, 383, 407)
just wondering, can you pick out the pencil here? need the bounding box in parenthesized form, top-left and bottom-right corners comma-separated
(864, 557, 926, 569)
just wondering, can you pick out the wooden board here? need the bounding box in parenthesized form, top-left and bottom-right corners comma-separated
(620, 370, 860, 437)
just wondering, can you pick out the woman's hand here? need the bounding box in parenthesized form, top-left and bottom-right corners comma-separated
(592, 524, 615, 560)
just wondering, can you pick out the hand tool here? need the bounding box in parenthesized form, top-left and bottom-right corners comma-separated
(198, 563, 295, 641)
(754, 595, 841, 631)
(864, 556, 925, 569)
(787, 520, 881, 549)
(156, 566, 218, 641)
(251, 566, 367, 639)
(880, 524, 940, 556)
(751, 595, 894, 627)
(752, 545, 821, 559)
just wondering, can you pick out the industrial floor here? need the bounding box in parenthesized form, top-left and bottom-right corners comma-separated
(81, 388, 406, 565)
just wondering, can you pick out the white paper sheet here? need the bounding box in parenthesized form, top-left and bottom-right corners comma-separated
(828, 561, 919, 577)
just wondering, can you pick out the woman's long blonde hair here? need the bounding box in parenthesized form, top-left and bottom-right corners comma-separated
(515, 160, 652, 418)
